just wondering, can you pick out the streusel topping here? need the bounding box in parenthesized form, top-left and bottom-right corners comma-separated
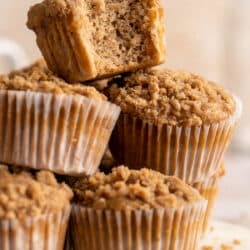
(0, 165, 73, 220)
(0, 60, 106, 100)
(73, 166, 203, 210)
(107, 68, 236, 126)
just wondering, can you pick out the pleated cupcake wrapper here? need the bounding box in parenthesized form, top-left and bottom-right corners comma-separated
(0, 208, 70, 250)
(110, 96, 242, 184)
(35, 19, 96, 82)
(69, 201, 207, 250)
(192, 176, 219, 234)
(0, 90, 120, 176)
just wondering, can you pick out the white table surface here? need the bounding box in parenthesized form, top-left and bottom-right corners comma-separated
(214, 152, 250, 228)
(199, 221, 250, 250)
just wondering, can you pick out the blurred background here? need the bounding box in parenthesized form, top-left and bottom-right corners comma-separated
(0, 0, 249, 227)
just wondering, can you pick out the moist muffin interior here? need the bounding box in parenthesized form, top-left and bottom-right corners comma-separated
(72, 166, 203, 210)
(0, 60, 106, 100)
(27, 0, 165, 76)
(0, 165, 73, 220)
(107, 68, 236, 126)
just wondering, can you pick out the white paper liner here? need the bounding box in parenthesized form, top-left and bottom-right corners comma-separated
(69, 201, 207, 250)
(110, 96, 242, 183)
(0, 208, 70, 250)
(0, 90, 120, 176)
(192, 176, 219, 234)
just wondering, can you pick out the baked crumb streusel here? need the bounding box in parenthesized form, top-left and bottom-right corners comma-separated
(107, 68, 236, 126)
(0, 165, 73, 220)
(72, 166, 203, 210)
(0, 60, 106, 100)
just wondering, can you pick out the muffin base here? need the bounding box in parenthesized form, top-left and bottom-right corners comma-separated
(0, 90, 120, 176)
(69, 201, 207, 250)
(110, 97, 241, 183)
(0, 208, 70, 250)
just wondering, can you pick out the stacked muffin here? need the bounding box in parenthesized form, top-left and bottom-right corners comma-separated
(0, 0, 242, 249)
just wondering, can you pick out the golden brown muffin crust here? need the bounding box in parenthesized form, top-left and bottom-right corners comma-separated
(72, 166, 203, 210)
(0, 60, 106, 100)
(0, 165, 73, 220)
(27, 0, 166, 83)
(107, 68, 236, 126)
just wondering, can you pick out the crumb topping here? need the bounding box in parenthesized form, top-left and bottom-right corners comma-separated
(220, 244, 233, 250)
(233, 239, 241, 245)
(72, 166, 203, 210)
(27, 0, 86, 30)
(106, 69, 236, 126)
(214, 164, 226, 178)
(0, 60, 106, 100)
(202, 247, 214, 250)
(0, 165, 73, 220)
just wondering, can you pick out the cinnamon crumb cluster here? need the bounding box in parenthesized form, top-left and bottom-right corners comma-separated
(0, 165, 73, 220)
(107, 68, 236, 126)
(0, 60, 106, 100)
(72, 166, 202, 210)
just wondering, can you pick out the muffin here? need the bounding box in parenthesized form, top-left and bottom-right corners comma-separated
(27, 0, 166, 82)
(69, 166, 207, 250)
(106, 68, 241, 183)
(192, 165, 226, 234)
(0, 164, 73, 250)
(0, 61, 120, 176)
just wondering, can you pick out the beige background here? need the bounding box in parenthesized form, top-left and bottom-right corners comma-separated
(0, 0, 249, 227)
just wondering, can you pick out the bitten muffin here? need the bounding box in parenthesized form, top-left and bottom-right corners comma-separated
(0, 164, 72, 250)
(192, 164, 226, 234)
(106, 68, 241, 183)
(69, 166, 207, 250)
(27, 0, 166, 82)
(0, 61, 120, 176)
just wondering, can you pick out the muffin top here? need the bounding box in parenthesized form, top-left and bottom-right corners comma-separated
(72, 166, 203, 210)
(0, 165, 73, 220)
(27, 0, 85, 29)
(106, 68, 236, 126)
(0, 60, 106, 101)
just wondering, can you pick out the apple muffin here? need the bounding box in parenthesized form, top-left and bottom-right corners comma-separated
(69, 166, 207, 250)
(0, 60, 120, 176)
(106, 68, 241, 183)
(27, 0, 166, 82)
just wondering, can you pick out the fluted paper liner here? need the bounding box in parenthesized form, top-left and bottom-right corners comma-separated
(192, 177, 219, 234)
(0, 208, 70, 250)
(110, 96, 241, 183)
(69, 201, 207, 250)
(0, 90, 120, 176)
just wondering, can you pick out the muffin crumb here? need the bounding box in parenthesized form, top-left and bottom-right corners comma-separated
(107, 68, 236, 126)
(72, 166, 203, 210)
(220, 244, 233, 250)
(202, 246, 214, 250)
(0, 60, 106, 100)
(233, 239, 241, 245)
(0, 165, 73, 220)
